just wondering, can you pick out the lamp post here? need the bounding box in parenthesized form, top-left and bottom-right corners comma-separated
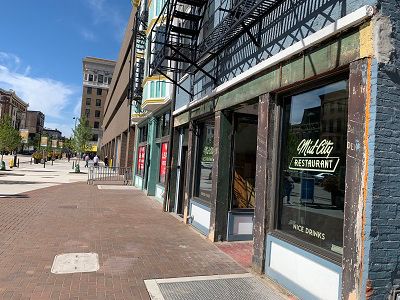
(73, 117, 78, 131)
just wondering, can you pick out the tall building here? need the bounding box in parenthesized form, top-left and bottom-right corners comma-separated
(80, 57, 116, 153)
(101, 11, 137, 169)
(26, 111, 45, 137)
(0, 88, 28, 129)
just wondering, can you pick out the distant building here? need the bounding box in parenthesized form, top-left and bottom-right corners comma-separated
(42, 128, 62, 140)
(26, 111, 45, 137)
(80, 57, 116, 153)
(0, 88, 29, 129)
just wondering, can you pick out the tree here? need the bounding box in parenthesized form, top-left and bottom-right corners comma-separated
(0, 115, 21, 161)
(72, 117, 92, 159)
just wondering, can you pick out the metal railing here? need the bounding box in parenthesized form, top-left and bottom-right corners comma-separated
(87, 167, 133, 185)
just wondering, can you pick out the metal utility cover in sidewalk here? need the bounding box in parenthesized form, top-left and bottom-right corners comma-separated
(144, 274, 286, 300)
(51, 253, 99, 274)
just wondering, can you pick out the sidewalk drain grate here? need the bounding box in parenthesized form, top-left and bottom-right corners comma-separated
(145, 274, 286, 300)
(51, 253, 99, 274)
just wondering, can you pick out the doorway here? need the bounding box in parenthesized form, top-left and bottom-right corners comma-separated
(144, 144, 151, 190)
(227, 103, 258, 241)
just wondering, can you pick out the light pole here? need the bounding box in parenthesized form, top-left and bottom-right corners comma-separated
(73, 117, 78, 131)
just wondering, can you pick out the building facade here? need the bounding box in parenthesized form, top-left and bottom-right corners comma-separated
(26, 111, 45, 135)
(81, 57, 116, 153)
(42, 128, 62, 140)
(129, 0, 400, 299)
(0, 88, 28, 129)
(101, 12, 137, 168)
(129, 0, 173, 202)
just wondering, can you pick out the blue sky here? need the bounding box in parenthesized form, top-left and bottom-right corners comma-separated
(0, 0, 132, 137)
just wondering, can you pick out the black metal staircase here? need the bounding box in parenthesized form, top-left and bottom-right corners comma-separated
(148, 0, 282, 83)
(130, 8, 148, 105)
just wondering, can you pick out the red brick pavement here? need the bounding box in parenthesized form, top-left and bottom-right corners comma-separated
(216, 242, 253, 269)
(0, 183, 246, 299)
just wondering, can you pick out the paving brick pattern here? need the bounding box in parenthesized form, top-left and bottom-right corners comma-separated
(0, 183, 245, 299)
(216, 242, 253, 269)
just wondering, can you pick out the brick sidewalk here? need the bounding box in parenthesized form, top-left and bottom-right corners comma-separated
(0, 183, 246, 299)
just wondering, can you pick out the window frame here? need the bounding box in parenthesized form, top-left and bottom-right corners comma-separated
(270, 72, 349, 265)
(192, 115, 215, 207)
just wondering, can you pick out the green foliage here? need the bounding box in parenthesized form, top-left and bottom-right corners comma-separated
(0, 115, 21, 157)
(32, 151, 42, 160)
(72, 117, 92, 155)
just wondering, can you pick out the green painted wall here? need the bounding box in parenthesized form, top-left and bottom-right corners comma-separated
(215, 31, 360, 111)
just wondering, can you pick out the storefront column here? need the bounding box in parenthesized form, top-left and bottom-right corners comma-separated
(252, 93, 279, 273)
(120, 131, 128, 168)
(209, 110, 233, 242)
(125, 127, 135, 168)
(166, 127, 180, 212)
(132, 125, 140, 186)
(146, 117, 159, 196)
(183, 121, 195, 224)
(342, 58, 372, 299)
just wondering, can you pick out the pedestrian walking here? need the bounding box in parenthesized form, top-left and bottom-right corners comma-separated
(283, 171, 294, 204)
(104, 156, 109, 167)
(84, 154, 89, 168)
(93, 155, 99, 167)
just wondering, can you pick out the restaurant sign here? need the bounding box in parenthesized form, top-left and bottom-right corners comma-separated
(289, 139, 339, 172)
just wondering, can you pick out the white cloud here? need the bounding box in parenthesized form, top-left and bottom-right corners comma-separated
(80, 28, 97, 42)
(85, 0, 126, 41)
(0, 54, 76, 119)
(73, 97, 82, 117)
(0, 52, 21, 71)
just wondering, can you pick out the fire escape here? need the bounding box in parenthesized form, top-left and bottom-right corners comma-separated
(149, 0, 282, 95)
(130, 7, 148, 108)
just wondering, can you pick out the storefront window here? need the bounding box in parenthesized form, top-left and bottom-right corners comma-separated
(232, 115, 258, 209)
(159, 142, 168, 184)
(137, 146, 146, 176)
(278, 80, 348, 256)
(139, 125, 148, 143)
(194, 118, 215, 203)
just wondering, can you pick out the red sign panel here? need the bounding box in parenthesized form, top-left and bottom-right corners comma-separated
(159, 143, 168, 179)
(138, 146, 146, 172)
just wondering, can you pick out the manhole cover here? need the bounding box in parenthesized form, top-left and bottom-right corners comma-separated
(51, 253, 99, 274)
(145, 274, 287, 300)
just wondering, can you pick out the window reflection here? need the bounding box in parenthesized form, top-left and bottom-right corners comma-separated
(278, 81, 348, 255)
(195, 119, 215, 202)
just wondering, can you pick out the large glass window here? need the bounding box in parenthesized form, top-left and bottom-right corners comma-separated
(194, 118, 215, 203)
(278, 80, 348, 256)
(232, 115, 258, 209)
(155, 112, 170, 138)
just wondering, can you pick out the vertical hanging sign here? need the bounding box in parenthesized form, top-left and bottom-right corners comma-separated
(40, 136, 48, 147)
(138, 146, 145, 172)
(159, 143, 168, 178)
